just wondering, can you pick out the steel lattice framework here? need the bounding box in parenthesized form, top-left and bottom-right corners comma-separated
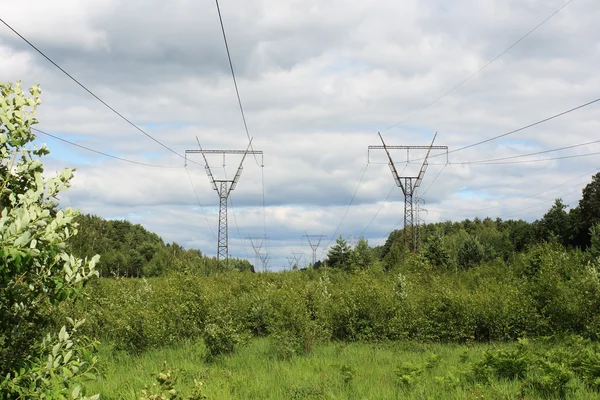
(303, 233, 326, 266)
(369, 132, 447, 252)
(186, 138, 263, 265)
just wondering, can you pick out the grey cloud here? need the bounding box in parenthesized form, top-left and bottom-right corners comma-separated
(2, 0, 600, 270)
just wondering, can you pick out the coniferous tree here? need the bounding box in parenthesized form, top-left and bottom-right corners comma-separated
(327, 235, 352, 270)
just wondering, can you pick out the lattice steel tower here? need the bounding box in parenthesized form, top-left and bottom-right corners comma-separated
(186, 138, 263, 264)
(369, 132, 447, 252)
(303, 233, 326, 266)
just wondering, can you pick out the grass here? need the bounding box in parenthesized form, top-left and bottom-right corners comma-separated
(89, 338, 600, 399)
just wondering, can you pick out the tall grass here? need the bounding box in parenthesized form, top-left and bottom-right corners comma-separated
(90, 337, 600, 399)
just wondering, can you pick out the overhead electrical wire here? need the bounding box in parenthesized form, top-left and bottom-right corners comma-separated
(427, 167, 598, 215)
(457, 150, 600, 165)
(33, 128, 183, 169)
(394, 97, 600, 166)
(0, 17, 195, 163)
(184, 167, 218, 241)
(498, 178, 592, 219)
(354, 162, 412, 242)
(222, 165, 252, 261)
(228, 195, 252, 261)
(446, 97, 600, 156)
(322, 163, 370, 251)
(454, 139, 600, 164)
(419, 164, 448, 197)
(214, 0, 260, 167)
(401, 141, 600, 167)
(261, 166, 267, 240)
(382, 0, 574, 131)
(214, 0, 268, 254)
(360, 184, 396, 238)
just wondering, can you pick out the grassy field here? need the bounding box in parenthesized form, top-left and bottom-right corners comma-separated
(89, 337, 600, 399)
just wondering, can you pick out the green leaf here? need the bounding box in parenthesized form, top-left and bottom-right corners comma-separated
(59, 326, 68, 342)
(71, 384, 81, 399)
(52, 343, 61, 357)
(64, 350, 73, 364)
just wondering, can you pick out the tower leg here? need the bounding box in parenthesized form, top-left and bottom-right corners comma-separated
(403, 178, 416, 252)
(217, 181, 229, 266)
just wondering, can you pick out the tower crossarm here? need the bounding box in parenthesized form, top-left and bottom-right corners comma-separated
(413, 132, 438, 195)
(378, 132, 405, 195)
(229, 138, 253, 195)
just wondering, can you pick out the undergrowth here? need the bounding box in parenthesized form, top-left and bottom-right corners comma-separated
(89, 336, 600, 399)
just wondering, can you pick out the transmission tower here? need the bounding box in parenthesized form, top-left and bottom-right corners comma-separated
(186, 138, 263, 265)
(303, 233, 326, 266)
(259, 252, 271, 272)
(286, 256, 295, 270)
(291, 252, 304, 270)
(246, 236, 268, 272)
(368, 132, 447, 252)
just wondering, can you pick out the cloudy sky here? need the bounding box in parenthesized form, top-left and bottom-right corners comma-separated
(1, 0, 599, 270)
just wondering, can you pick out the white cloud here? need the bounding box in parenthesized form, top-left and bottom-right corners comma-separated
(1, 0, 599, 270)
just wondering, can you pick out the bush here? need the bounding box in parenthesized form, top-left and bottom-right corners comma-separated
(0, 81, 99, 396)
(202, 320, 241, 359)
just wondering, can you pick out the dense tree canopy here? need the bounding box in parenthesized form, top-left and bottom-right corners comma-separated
(68, 214, 253, 277)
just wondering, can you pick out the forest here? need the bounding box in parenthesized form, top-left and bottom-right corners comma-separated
(4, 83, 600, 399)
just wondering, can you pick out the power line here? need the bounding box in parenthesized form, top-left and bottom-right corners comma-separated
(33, 128, 183, 169)
(213, 0, 260, 167)
(360, 184, 396, 238)
(428, 168, 598, 215)
(222, 165, 252, 261)
(382, 0, 574, 131)
(355, 162, 410, 247)
(184, 167, 218, 241)
(0, 18, 191, 161)
(498, 178, 591, 219)
(446, 97, 600, 156)
(323, 163, 369, 250)
(454, 139, 600, 164)
(261, 165, 267, 241)
(419, 164, 448, 197)
(395, 97, 600, 166)
(455, 150, 600, 165)
(228, 195, 252, 260)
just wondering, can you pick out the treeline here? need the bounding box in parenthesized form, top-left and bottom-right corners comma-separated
(68, 214, 254, 277)
(325, 172, 600, 272)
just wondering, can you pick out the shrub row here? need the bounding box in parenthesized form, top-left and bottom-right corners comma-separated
(59, 243, 600, 355)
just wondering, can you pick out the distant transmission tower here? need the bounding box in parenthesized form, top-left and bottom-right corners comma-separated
(259, 252, 271, 272)
(286, 256, 295, 270)
(369, 132, 447, 252)
(246, 236, 268, 272)
(186, 138, 263, 265)
(291, 252, 304, 269)
(303, 233, 326, 266)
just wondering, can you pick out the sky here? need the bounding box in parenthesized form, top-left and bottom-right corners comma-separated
(1, 0, 599, 270)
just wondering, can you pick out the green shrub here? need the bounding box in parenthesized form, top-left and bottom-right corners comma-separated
(0, 81, 99, 397)
(203, 321, 241, 359)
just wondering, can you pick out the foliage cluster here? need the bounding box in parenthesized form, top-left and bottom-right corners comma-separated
(68, 214, 253, 277)
(0, 82, 99, 398)
(63, 240, 600, 357)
